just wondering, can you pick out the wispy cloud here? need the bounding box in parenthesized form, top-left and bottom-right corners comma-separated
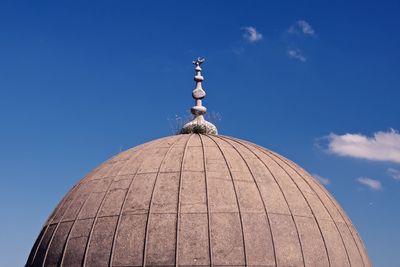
(313, 174, 330, 185)
(325, 129, 400, 163)
(232, 46, 245, 55)
(288, 20, 315, 36)
(357, 177, 382, 191)
(242, 26, 263, 43)
(287, 47, 306, 62)
(387, 168, 400, 181)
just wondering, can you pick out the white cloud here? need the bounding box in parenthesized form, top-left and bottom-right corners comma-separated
(242, 26, 263, 43)
(297, 20, 315, 35)
(313, 174, 330, 185)
(288, 20, 315, 36)
(287, 47, 306, 62)
(387, 168, 400, 181)
(326, 129, 400, 163)
(328, 129, 400, 163)
(232, 46, 245, 55)
(357, 177, 382, 191)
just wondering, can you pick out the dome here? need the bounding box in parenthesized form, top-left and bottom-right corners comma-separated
(27, 134, 371, 267)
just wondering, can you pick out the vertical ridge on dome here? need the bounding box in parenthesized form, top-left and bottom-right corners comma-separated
(271, 153, 358, 264)
(27, 158, 102, 266)
(43, 180, 98, 263)
(198, 134, 213, 266)
(237, 138, 370, 267)
(29, 154, 116, 266)
(174, 134, 193, 265)
(27, 188, 72, 265)
(81, 140, 159, 266)
(253, 146, 330, 266)
(108, 139, 165, 266)
(141, 134, 186, 266)
(58, 197, 91, 265)
(108, 176, 137, 265)
(112, 136, 182, 266)
(206, 135, 248, 266)
(216, 136, 305, 266)
(233, 138, 353, 266)
(61, 137, 173, 266)
(213, 135, 277, 266)
(267, 151, 367, 266)
(235, 141, 332, 266)
(71, 182, 112, 266)
(280, 155, 370, 266)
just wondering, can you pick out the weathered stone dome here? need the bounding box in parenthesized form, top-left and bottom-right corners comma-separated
(27, 134, 371, 267)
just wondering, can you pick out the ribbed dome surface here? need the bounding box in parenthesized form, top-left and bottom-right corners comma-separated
(27, 134, 371, 267)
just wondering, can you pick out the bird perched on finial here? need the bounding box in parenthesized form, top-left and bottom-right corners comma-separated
(193, 57, 205, 65)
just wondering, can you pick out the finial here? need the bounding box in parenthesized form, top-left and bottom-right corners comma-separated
(179, 58, 218, 135)
(191, 57, 206, 116)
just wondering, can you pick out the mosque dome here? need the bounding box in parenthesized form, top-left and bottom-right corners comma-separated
(27, 59, 371, 267)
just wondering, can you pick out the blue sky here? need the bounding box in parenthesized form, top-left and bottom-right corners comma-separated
(1, 1, 400, 266)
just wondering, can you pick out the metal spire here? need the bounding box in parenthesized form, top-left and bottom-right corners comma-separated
(191, 58, 206, 116)
(179, 58, 218, 135)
